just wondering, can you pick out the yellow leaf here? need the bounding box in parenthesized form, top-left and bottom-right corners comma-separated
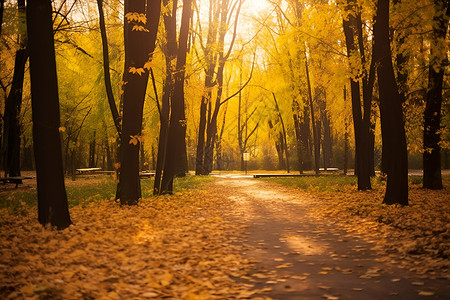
(136, 68, 145, 75)
(59, 126, 66, 133)
(129, 66, 137, 74)
(144, 61, 154, 70)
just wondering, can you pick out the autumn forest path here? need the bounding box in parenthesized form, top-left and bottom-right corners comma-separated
(208, 178, 449, 300)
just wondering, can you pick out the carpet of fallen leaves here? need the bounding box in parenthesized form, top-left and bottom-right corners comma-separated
(0, 188, 264, 300)
(307, 183, 450, 279)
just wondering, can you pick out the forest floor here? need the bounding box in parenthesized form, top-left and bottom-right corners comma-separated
(0, 173, 449, 299)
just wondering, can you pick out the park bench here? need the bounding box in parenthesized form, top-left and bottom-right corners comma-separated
(140, 172, 155, 178)
(0, 176, 34, 188)
(75, 167, 102, 175)
(319, 167, 339, 172)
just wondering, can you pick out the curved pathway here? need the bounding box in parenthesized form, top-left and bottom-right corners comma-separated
(210, 177, 449, 299)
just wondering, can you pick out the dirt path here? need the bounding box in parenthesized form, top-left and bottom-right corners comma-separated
(209, 177, 449, 300)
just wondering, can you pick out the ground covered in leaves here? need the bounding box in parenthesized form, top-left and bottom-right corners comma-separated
(267, 175, 450, 280)
(0, 182, 261, 299)
(1, 174, 449, 299)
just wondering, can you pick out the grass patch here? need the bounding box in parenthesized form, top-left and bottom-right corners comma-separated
(0, 175, 215, 213)
(259, 175, 361, 192)
(260, 174, 450, 192)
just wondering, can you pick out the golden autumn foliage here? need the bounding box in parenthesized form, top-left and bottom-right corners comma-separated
(0, 187, 264, 299)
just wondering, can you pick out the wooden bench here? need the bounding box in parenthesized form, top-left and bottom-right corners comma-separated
(0, 176, 33, 188)
(319, 167, 339, 172)
(75, 168, 102, 175)
(140, 172, 155, 178)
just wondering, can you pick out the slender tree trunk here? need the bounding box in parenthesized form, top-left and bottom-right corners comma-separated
(161, 0, 192, 193)
(154, 0, 176, 195)
(119, 0, 161, 204)
(27, 0, 71, 228)
(195, 2, 220, 175)
(300, 105, 312, 169)
(292, 100, 304, 173)
(272, 92, 290, 173)
(423, 0, 448, 189)
(373, 0, 408, 205)
(89, 131, 96, 168)
(1, 0, 27, 178)
(0, 0, 4, 36)
(97, 0, 121, 134)
(343, 86, 349, 175)
(342, 11, 372, 190)
(304, 51, 319, 174)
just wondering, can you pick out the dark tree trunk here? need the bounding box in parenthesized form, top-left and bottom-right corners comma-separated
(89, 131, 96, 168)
(268, 120, 285, 170)
(2, 49, 27, 177)
(97, 0, 121, 134)
(0, 0, 4, 36)
(300, 105, 312, 169)
(195, 3, 220, 175)
(26, 0, 71, 228)
(292, 100, 304, 173)
(423, 0, 448, 189)
(342, 10, 372, 190)
(1, 0, 27, 178)
(305, 52, 319, 174)
(119, 0, 161, 204)
(161, 0, 192, 193)
(373, 0, 408, 205)
(215, 102, 227, 171)
(154, 0, 176, 195)
(272, 93, 290, 173)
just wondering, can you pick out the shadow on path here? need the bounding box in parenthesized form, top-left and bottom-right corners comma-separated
(211, 178, 449, 300)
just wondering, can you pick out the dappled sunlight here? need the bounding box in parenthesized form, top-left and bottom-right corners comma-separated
(282, 234, 327, 256)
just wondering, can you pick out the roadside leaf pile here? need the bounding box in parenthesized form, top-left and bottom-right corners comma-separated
(0, 190, 259, 299)
(308, 183, 450, 279)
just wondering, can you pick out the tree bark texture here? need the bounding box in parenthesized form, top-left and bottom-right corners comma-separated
(1, 0, 27, 178)
(373, 0, 408, 205)
(160, 0, 192, 193)
(342, 9, 372, 190)
(97, 0, 121, 135)
(423, 0, 448, 189)
(153, 0, 177, 195)
(119, 0, 161, 204)
(304, 52, 320, 174)
(26, 0, 72, 228)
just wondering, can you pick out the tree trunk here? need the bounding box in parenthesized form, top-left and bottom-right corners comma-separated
(342, 11, 372, 190)
(292, 100, 304, 173)
(1, 0, 27, 178)
(161, 0, 192, 193)
(89, 131, 96, 168)
(119, 0, 161, 204)
(2, 49, 27, 178)
(0, 0, 4, 36)
(195, 2, 220, 175)
(423, 0, 448, 189)
(272, 92, 290, 173)
(26, 0, 71, 228)
(373, 0, 408, 205)
(97, 0, 121, 134)
(154, 0, 176, 195)
(304, 51, 319, 174)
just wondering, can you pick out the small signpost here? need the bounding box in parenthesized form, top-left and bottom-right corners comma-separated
(243, 152, 250, 174)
